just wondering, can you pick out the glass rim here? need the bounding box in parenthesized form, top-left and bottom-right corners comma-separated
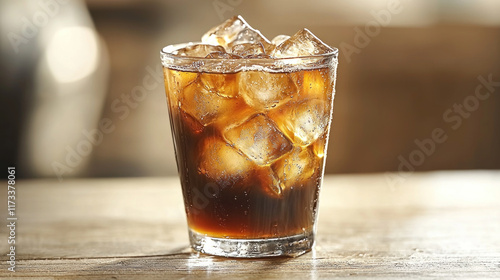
(160, 42, 338, 73)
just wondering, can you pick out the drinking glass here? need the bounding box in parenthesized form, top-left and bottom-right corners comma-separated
(161, 44, 338, 257)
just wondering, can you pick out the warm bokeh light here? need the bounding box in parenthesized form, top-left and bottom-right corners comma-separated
(46, 26, 99, 84)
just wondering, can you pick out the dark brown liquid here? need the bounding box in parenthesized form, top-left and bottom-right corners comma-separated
(164, 67, 334, 238)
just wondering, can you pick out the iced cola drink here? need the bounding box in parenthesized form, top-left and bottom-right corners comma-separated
(161, 16, 338, 257)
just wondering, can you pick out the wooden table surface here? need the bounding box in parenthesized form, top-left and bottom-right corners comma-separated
(1, 171, 500, 279)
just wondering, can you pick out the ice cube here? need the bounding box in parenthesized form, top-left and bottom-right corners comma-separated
(269, 98, 329, 146)
(227, 27, 272, 52)
(198, 137, 254, 186)
(175, 44, 226, 58)
(266, 35, 290, 54)
(163, 67, 198, 107)
(180, 108, 204, 134)
(255, 167, 283, 197)
(271, 34, 290, 46)
(272, 29, 334, 58)
(230, 42, 265, 57)
(239, 71, 298, 111)
(272, 147, 319, 190)
(199, 71, 239, 98)
(204, 52, 244, 74)
(299, 68, 334, 101)
(202, 15, 272, 51)
(224, 114, 293, 166)
(312, 135, 327, 159)
(202, 16, 248, 47)
(180, 81, 239, 126)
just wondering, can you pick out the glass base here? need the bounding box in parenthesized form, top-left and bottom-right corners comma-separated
(189, 229, 314, 258)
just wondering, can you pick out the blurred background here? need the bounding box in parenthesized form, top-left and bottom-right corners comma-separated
(1, 0, 499, 179)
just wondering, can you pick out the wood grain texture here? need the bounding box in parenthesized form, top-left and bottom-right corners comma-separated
(1, 171, 500, 279)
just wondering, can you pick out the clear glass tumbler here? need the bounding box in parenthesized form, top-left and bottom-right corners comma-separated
(161, 44, 338, 257)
